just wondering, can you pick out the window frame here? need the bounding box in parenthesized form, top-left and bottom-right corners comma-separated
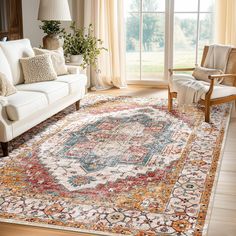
(173, 0, 215, 66)
(125, 0, 215, 84)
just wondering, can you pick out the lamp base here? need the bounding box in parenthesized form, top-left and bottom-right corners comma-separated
(43, 34, 64, 50)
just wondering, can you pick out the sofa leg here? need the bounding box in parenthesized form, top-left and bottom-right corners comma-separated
(1, 142, 9, 157)
(75, 100, 80, 110)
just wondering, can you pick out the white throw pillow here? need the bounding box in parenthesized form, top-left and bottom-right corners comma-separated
(192, 66, 223, 84)
(20, 54, 57, 84)
(0, 72, 17, 96)
(33, 47, 68, 76)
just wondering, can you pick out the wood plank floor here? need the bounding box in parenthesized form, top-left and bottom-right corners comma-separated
(0, 86, 235, 236)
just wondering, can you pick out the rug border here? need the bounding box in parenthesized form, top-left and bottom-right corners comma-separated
(202, 103, 233, 236)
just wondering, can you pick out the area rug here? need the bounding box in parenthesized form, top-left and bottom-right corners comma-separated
(0, 95, 231, 235)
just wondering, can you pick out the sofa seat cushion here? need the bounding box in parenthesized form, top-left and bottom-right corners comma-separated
(16, 81, 69, 104)
(6, 91, 48, 121)
(56, 74, 87, 94)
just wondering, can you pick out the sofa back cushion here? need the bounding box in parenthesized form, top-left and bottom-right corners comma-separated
(34, 47, 68, 76)
(0, 39, 34, 85)
(0, 48, 13, 84)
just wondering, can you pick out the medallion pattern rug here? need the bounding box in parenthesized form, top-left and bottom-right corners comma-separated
(0, 95, 231, 235)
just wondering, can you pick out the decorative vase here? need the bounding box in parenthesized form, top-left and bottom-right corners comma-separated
(43, 34, 64, 50)
(70, 54, 83, 64)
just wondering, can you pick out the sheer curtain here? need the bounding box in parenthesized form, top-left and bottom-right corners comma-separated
(83, 0, 127, 90)
(215, 0, 236, 46)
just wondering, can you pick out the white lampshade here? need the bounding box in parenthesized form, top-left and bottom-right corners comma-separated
(38, 0, 72, 21)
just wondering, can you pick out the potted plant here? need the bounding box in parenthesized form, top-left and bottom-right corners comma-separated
(39, 21, 64, 50)
(63, 22, 107, 70)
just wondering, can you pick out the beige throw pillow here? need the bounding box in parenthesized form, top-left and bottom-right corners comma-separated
(192, 66, 223, 84)
(33, 47, 68, 76)
(0, 72, 17, 96)
(20, 54, 57, 84)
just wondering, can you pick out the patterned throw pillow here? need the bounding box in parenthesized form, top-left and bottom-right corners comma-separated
(192, 66, 223, 84)
(20, 54, 57, 84)
(33, 47, 68, 76)
(0, 72, 17, 96)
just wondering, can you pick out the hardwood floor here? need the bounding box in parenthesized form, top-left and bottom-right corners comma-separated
(0, 85, 235, 236)
(207, 117, 236, 236)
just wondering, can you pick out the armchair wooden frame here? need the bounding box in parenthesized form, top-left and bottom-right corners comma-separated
(168, 46, 236, 123)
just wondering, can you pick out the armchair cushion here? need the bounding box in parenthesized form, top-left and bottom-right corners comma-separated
(201, 83, 236, 100)
(172, 74, 236, 102)
(192, 66, 223, 83)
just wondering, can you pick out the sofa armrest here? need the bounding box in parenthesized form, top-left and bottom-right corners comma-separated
(0, 97, 13, 142)
(0, 96, 8, 106)
(66, 65, 82, 75)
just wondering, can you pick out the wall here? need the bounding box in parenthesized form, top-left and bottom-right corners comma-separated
(22, 0, 74, 47)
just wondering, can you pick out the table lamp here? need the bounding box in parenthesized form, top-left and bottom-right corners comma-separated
(38, 0, 72, 49)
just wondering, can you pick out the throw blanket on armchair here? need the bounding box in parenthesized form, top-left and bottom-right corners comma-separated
(172, 75, 208, 106)
(172, 44, 232, 106)
(204, 44, 232, 71)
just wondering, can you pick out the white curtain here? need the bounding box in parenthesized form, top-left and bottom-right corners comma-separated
(83, 0, 127, 90)
(215, 0, 236, 46)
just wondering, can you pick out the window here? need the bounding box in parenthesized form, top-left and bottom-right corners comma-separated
(124, 0, 215, 82)
(125, 0, 166, 81)
(174, 0, 215, 68)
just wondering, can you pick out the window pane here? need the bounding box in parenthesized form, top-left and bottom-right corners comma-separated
(143, 0, 165, 12)
(175, 0, 198, 12)
(126, 13, 140, 80)
(125, 0, 140, 12)
(142, 13, 165, 80)
(200, 0, 214, 12)
(174, 14, 197, 68)
(198, 13, 214, 64)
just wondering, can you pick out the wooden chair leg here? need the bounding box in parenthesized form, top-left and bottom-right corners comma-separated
(1, 142, 9, 157)
(205, 100, 211, 123)
(168, 87, 173, 111)
(75, 100, 80, 110)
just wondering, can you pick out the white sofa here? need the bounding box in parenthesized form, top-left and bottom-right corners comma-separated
(0, 39, 87, 157)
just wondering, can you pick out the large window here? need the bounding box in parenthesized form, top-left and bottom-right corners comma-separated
(125, 0, 215, 82)
(174, 0, 215, 68)
(125, 0, 165, 81)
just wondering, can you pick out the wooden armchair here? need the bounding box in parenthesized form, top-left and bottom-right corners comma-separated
(168, 46, 236, 122)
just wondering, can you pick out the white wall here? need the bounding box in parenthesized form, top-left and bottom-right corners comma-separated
(22, 0, 74, 47)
